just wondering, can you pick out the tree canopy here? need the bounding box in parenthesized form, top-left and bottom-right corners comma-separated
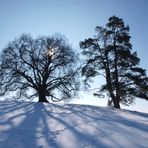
(0, 34, 79, 102)
(80, 16, 148, 108)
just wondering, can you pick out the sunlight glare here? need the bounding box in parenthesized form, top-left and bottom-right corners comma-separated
(48, 49, 54, 57)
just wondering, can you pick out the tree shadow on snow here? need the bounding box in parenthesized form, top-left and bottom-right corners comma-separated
(0, 102, 148, 148)
(0, 102, 60, 148)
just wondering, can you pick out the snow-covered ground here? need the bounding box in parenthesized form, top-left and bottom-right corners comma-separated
(0, 101, 147, 148)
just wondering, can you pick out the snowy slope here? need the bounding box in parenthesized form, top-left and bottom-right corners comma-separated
(0, 101, 148, 148)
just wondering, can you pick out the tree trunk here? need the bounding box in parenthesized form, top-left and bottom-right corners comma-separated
(114, 45, 120, 109)
(114, 101, 120, 108)
(105, 65, 121, 108)
(112, 97, 120, 108)
(38, 92, 48, 103)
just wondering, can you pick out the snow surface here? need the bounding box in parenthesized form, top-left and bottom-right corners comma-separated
(0, 101, 148, 148)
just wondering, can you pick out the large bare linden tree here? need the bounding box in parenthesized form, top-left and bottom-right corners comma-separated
(0, 34, 79, 102)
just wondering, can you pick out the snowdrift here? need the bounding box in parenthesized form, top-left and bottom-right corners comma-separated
(0, 101, 148, 148)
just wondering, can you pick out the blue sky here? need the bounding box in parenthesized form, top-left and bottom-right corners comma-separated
(0, 0, 148, 112)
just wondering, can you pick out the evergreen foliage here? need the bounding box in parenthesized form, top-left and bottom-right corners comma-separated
(80, 16, 148, 108)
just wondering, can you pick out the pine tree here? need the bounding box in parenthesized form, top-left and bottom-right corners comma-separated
(80, 16, 148, 108)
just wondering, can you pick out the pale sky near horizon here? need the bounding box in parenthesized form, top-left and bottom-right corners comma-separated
(0, 0, 148, 113)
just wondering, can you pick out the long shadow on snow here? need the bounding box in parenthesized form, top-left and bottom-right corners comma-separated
(0, 102, 60, 148)
(0, 102, 148, 148)
(44, 104, 148, 147)
(43, 104, 112, 148)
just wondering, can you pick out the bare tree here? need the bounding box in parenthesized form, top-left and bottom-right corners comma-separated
(0, 34, 79, 102)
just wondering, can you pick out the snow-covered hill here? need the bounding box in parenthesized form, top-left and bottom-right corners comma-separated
(0, 101, 148, 148)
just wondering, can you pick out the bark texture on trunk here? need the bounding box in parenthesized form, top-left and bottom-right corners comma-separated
(38, 92, 48, 102)
(112, 97, 120, 108)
